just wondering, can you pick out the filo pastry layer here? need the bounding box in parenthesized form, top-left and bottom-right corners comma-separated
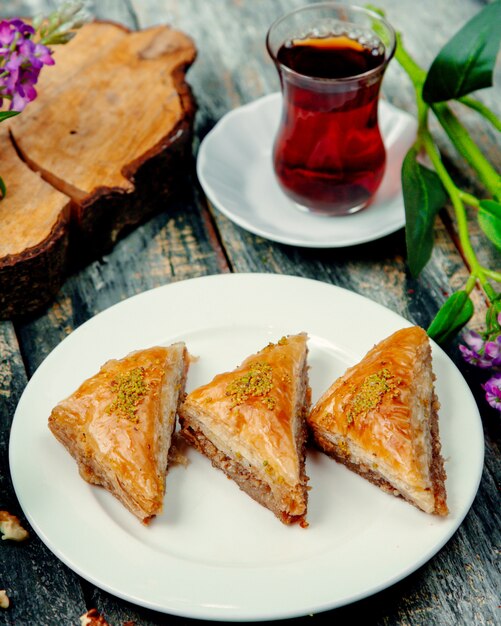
(49, 343, 189, 523)
(179, 333, 311, 526)
(308, 327, 448, 516)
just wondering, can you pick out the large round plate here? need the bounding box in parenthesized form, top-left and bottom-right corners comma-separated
(197, 93, 417, 247)
(10, 274, 483, 621)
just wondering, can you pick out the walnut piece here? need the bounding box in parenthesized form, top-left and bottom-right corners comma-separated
(0, 511, 29, 541)
(0, 590, 9, 609)
(80, 608, 111, 625)
(168, 432, 190, 467)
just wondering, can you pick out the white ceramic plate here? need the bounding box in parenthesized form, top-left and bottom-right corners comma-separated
(197, 93, 417, 248)
(10, 274, 483, 622)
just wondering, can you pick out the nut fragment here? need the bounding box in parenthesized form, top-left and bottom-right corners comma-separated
(80, 608, 110, 625)
(0, 590, 9, 609)
(0, 511, 29, 541)
(168, 432, 190, 467)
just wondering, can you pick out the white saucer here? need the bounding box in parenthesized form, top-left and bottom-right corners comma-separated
(197, 92, 417, 248)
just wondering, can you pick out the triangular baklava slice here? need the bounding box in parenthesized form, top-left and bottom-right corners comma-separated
(308, 326, 448, 515)
(179, 333, 311, 526)
(49, 343, 189, 523)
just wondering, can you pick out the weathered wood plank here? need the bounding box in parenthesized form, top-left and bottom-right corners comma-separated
(0, 322, 87, 625)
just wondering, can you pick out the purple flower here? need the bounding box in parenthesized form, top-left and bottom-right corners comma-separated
(0, 18, 54, 111)
(6, 19, 34, 39)
(460, 307, 501, 412)
(0, 19, 34, 47)
(459, 309, 501, 372)
(458, 344, 493, 369)
(484, 336, 501, 367)
(0, 4, 90, 199)
(483, 373, 501, 411)
(463, 329, 485, 352)
(33, 42, 54, 66)
(0, 21, 14, 47)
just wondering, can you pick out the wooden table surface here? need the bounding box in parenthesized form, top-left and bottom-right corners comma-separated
(1, 0, 499, 624)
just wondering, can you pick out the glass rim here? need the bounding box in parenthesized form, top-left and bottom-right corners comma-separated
(266, 2, 397, 84)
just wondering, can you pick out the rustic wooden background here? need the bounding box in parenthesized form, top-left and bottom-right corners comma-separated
(0, 0, 499, 624)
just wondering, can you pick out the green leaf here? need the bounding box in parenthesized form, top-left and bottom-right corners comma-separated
(0, 112, 20, 199)
(427, 290, 474, 344)
(42, 32, 75, 45)
(423, 2, 501, 103)
(478, 199, 501, 250)
(0, 111, 20, 122)
(402, 146, 447, 277)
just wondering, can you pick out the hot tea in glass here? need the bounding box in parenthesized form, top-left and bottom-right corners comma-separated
(267, 4, 396, 216)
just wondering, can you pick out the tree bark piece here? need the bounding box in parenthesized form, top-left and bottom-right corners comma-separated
(0, 129, 71, 318)
(0, 20, 196, 318)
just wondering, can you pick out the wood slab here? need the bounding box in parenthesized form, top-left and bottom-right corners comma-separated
(0, 128, 71, 317)
(0, 20, 196, 318)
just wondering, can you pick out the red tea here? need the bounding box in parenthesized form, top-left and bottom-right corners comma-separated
(273, 34, 387, 214)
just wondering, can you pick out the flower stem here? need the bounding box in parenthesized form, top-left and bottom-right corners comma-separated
(483, 268, 501, 283)
(394, 31, 500, 306)
(420, 128, 500, 301)
(394, 33, 427, 90)
(421, 128, 479, 271)
(464, 274, 478, 295)
(459, 96, 501, 132)
(459, 191, 480, 208)
(432, 103, 501, 201)
(394, 33, 429, 134)
(394, 32, 500, 202)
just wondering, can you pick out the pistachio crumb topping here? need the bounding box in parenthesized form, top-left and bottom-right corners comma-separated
(265, 336, 287, 349)
(225, 361, 276, 409)
(346, 367, 400, 424)
(106, 366, 148, 421)
(262, 396, 277, 410)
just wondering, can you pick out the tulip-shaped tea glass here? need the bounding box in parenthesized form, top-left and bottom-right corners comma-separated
(266, 3, 396, 216)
